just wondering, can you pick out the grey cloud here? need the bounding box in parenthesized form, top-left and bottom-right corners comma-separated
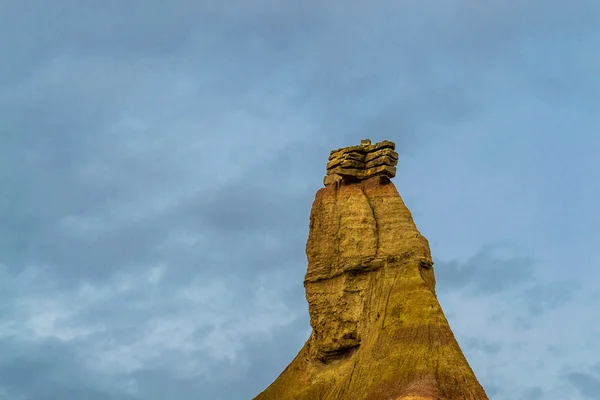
(199, 180, 309, 235)
(520, 280, 580, 317)
(180, 320, 310, 400)
(286, 2, 600, 154)
(435, 243, 537, 295)
(435, 244, 580, 333)
(0, 338, 137, 400)
(5, 1, 597, 160)
(0, 0, 324, 87)
(463, 337, 503, 356)
(1, 1, 599, 399)
(130, 369, 203, 400)
(18, 152, 315, 285)
(0, 31, 322, 285)
(0, 262, 310, 399)
(565, 368, 600, 399)
(4, 83, 322, 284)
(525, 387, 544, 400)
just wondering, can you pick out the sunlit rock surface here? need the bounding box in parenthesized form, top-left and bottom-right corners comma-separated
(254, 140, 488, 400)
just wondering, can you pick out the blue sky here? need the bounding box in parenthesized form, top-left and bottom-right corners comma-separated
(1, 1, 599, 399)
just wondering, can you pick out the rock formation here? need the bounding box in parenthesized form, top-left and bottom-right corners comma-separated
(324, 138, 398, 186)
(254, 139, 488, 400)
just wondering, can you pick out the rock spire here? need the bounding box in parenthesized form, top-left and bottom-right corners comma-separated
(254, 140, 489, 400)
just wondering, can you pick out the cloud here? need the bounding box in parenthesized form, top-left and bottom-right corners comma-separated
(0, 262, 310, 399)
(1, 1, 599, 399)
(0, 337, 139, 400)
(565, 366, 600, 400)
(431, 243, 596, 400)
(435, 243, 537, 295)
(0, 52, 316, 283)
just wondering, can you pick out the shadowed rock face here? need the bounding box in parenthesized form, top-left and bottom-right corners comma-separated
(254, 141, 489, 400)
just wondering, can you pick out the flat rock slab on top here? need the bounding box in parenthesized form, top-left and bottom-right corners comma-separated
(324, 139, 399, 186)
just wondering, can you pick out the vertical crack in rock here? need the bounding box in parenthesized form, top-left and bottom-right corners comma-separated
(254, 139, 489, 400)
(360, 184, 380, 258)
(381, 268, 400, 330)
(345, 360, 358, 395)
(334, 184, 342, 273)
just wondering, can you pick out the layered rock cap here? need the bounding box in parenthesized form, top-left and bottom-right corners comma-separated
(254, 140, 489, 400)
(324, 138, 398, 186)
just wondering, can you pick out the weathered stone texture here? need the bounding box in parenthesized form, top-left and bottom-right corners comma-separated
(324, 139, 399, 185)
(254, 140, 489, 400)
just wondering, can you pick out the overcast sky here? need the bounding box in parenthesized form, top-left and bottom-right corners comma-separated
(1, 1, 599, 399)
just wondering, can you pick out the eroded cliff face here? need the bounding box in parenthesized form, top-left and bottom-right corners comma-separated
(254, 140, 488, 400)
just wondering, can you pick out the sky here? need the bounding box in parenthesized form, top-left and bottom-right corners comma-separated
(1, 1, 599, 399)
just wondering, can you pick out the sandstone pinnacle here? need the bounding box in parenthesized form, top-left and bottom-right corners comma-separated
(254, 140, 489, 400)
